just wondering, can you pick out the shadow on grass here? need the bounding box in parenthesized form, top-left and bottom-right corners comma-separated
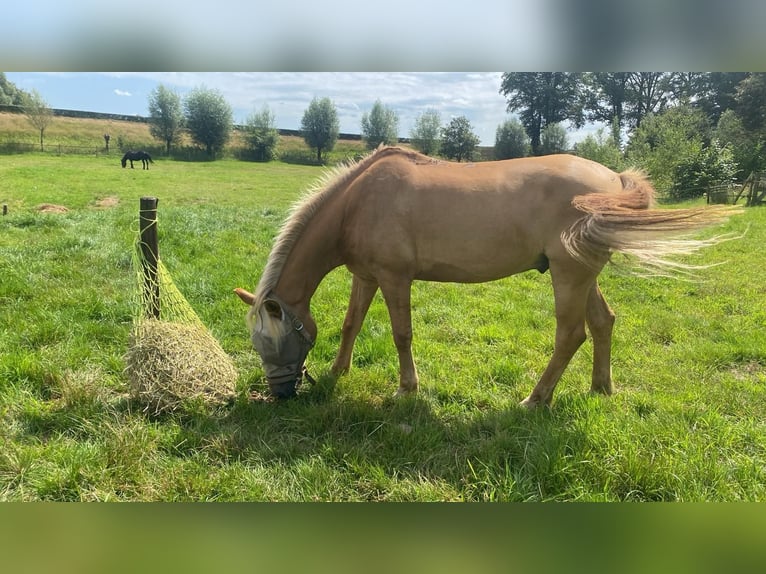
(9, 357, 601, 501)
(159, 370, 600, 501)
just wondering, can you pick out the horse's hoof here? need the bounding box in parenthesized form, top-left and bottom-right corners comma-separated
(330, 364, 349, 378)
(394, 386, 417, 398)
(589, 384, 614, 396)
(520, 395, 547, 409)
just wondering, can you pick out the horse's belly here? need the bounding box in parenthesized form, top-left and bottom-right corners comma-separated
(415, 253, 544, 283)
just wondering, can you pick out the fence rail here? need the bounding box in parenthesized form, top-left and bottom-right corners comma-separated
(708, 175, 766, 206)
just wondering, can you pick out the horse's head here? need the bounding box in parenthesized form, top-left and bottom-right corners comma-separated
(121, 156, 127, 168)
(235, 288, 314, 398)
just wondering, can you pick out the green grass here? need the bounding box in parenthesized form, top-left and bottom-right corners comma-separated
(1, 153, 764, 501)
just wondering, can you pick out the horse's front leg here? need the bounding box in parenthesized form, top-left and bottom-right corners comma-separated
(331, 274, 378, 376)
(378, 275, 418, 395)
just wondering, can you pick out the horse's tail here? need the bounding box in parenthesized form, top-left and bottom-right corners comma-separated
(148, 154, 154, 163)
(561, 169, 741, 275)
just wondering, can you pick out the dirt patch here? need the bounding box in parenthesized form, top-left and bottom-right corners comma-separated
(730, 361, 765, 381)
(94, 196, 120, 209)
(36, 203, 69, 214)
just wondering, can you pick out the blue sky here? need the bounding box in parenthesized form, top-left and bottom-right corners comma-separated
(6, 72, 600, 146)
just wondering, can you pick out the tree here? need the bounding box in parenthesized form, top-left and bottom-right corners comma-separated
(360, 99, 399, 150)
(499, 72, 583, 155)
(581, 73, 629, 145)
(148, 84, 183, 155)
(695, 72, 749, 124)
(301, 97, 339, 163)
(715, 108, 766, 179)
(244, 104, 279, 161)
(183, 86, 233, 157)
(410, 109, 442, 155)
(494, 118, 529, 159)
(624, 72, 672, 129)
(734, 72, 766, 132)
(22, 89, 53, 151)
(0, 72, 26, 106)
(539, 123, 569, 155)
(440, 116, 480, 162)
(668, 72, 709, 105)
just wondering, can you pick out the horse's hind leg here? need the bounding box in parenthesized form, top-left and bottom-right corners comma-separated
(331, 274, 378, 376)
(520, 263, 593, 408)
(586, 281, 615, 395)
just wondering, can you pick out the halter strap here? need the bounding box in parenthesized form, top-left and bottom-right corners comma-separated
(265, 291, 315, 348)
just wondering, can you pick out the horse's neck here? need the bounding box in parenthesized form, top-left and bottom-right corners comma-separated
(273, 203, 344, 312)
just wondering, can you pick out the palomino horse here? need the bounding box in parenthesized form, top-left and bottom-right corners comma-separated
(235, 146, 735, 405)
(121, 150, 154, 170)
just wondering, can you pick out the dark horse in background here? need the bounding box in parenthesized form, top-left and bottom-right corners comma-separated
(121, 150, 154, 170)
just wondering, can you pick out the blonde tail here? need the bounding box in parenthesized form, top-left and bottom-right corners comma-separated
(562, 170, 741, 275)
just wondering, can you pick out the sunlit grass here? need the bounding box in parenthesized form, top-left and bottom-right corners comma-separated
(1, 152, 764, 501)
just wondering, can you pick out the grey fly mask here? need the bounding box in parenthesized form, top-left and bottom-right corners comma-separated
(250, 292, 315, 398)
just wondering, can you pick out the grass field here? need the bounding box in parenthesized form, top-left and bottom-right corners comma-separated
(1, 151, 764, 501)
(0, 111, 369, 163)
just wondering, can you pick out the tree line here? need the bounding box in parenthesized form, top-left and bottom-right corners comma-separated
(4, 72, 765, 199)
(146, 86, 484, 164)
(1, 74, 485, 164)
(498, 72, 766, 199)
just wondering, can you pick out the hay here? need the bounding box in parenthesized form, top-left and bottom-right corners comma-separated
(125, 216, 238, 414)
(125, 319, 237, 414)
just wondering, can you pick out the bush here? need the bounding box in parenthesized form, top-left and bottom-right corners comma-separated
(625, 105, 711, 194)
(573, 128, 624, 171)
(244, 105, 279, 162)
(669, 139, 737, 201)
(494, 118, 529, 159)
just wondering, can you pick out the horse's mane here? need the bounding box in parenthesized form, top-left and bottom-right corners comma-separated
(252, 145, 411, 310)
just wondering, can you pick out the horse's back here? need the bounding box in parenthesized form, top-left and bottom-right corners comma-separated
(340, 150, 623, 282)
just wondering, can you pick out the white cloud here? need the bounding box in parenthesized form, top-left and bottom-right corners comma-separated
(114, 89, 132, 97)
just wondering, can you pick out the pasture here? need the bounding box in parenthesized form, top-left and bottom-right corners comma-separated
(1, 153, 764, 501)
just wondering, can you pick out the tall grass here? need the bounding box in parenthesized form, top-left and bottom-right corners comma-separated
(1, 153, 764, 501)
(0, 112, 367, 163)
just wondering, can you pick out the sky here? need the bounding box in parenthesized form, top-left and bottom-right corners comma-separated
(6, 72, 602, 147)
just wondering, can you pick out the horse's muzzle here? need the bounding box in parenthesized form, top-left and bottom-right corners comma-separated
(268, 377, 299, 399)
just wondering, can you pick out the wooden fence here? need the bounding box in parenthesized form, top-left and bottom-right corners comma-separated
(708, 172, 766, 206)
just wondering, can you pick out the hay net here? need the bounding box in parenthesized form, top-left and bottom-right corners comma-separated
(125, 217, 237, 414)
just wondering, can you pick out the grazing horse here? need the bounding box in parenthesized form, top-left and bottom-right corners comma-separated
(121, 150, 154, 170)
(234, 146, 736, 404)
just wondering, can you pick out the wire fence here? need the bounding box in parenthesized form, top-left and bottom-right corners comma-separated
(0, 141, 111, 155)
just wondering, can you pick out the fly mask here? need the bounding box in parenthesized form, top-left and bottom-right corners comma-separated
(250, 292, 315, 397)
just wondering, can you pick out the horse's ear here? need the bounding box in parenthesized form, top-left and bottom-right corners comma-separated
(233, 288, 255, 305)
(263, 299, 283, 320)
